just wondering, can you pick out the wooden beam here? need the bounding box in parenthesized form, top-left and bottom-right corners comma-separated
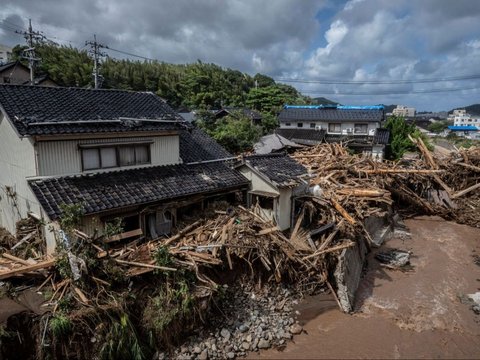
(258, 226, 280, 236)
(331, 198, 356, 225)
(451, 182, 480, 199)
(105, 228, 143, 243)
(0, 259, 56, 279)
(358, 169, 445, 175)
(457, 162, 480, 173)
(114, 259, 176, 271)
(2, 253, 34, 266)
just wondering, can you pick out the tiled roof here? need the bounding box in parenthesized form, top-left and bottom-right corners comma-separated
(373, 128, 390, 144)
(275, 128, 326, 145)
(253, 133, 302, 155)
(0, 84, 184, 135)
(278, 108, 384, 123)
(243, 153, 308, 187)
(0, 61, 19, 73)
(179, 126, 232, 163)
(29, 162, 249, 219)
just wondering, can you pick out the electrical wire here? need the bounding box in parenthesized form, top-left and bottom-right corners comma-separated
(275, 74, 480, 85)
(298, 85, 480, 96)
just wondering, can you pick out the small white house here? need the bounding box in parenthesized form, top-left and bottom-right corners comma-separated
(236, 154, 309, 230)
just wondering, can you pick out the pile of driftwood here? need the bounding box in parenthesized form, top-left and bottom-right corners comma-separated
(293, 140, 480, 227)
(0, 203, 356, 314)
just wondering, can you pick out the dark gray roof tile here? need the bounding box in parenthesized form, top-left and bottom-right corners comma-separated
(29, 162, 249, 219)
(278, 108, 384, 123)
(179, 126, 232, 163)
(0, 84, 184, 135)
(243, 153, 307, 187)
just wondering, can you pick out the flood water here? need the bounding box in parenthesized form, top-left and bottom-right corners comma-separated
(252, 216, 480, 359)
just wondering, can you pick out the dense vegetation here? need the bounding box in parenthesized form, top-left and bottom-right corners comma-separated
(11, 43, 317, 153)
(12, 43, 309, 112)
(385, 115, 431, 160)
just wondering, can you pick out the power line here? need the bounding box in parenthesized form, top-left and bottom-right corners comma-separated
(15, 19, 45, 85)
(85, 34, 107, 89)
(299, 85, 480, 96)
(275, 74, 480, 85)
(104, 46, 156, 62)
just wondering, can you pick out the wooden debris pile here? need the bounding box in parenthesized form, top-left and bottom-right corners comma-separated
(293, 141, 480, 227)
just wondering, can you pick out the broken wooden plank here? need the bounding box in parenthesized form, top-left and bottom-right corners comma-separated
(451, 182, 480, 199)
(164, 220, 203, 245)
(303, 241, 355, 260)
(337, 188, 387, 197)
(114, 259, 176, 271)
(72, 286, 90, 304)
(310, 222, 336, 237)
(11, 231, 36, 250)
(257, 226, 280, 236)
(105, 228, 143, 243)
(2, 253, 35, 266)
(358, 169, 445, 174)
(290, 208, 305, 242)
(0, 258, 55, 279)
(36, 274, 53, 292)
(457, 162, 480, 173)
(331, 198, 356, 225)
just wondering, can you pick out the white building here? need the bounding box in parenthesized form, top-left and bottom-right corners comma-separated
(392, 105, 416, 118)
(0, 44, 12, 65)
(449, 109, 480, 128)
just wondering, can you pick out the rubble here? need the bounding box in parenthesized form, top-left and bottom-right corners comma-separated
(0, 140, 478, 359)
(375, 249, 411, 269)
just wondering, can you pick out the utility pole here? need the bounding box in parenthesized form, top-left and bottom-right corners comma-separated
(85, 34, 107, 89)
(16, 19, 43, 85)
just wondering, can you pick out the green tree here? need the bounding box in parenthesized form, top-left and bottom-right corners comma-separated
(384, 115, 418, 160)
(204, 113, 261, 153)
(259, 112, 279, 134)
(427, 120, 450, 134)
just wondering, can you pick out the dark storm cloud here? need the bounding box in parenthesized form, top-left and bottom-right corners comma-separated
(1, 0, 480, 110)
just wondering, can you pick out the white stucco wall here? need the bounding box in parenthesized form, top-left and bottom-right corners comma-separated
(238, 165, 299, 231)
(37, 135, 181, 176)
(280, 121, 379, 135)
(238, 167, 279, 195)
(0, 114, 45, 233)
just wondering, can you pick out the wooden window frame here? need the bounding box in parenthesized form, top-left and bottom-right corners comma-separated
(81, 143, 151, 171)
(328, 123, 341, 133)
(354, 123, 368, 134)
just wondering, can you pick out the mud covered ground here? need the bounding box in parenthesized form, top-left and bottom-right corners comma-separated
(253, 216, 480, 359)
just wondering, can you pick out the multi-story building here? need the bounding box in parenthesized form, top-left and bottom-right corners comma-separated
(449, 109, 480, 128)
(392, 105, 416, 118)
(275, 104, 389, 160)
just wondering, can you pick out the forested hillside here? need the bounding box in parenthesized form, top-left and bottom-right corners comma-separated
(12, 44, 310, 113)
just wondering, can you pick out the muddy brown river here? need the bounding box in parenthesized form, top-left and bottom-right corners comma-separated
(252, 216, 480, 359)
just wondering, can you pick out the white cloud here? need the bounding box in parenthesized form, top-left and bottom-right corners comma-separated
(1, 0, 480, 110)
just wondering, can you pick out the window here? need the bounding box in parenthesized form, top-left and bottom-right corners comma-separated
(328, 123, 341, 133)
(310, 123, 316, 128)
(81, 144, 150, 171)
(251, 194, 274, 209)
(354, 124, 368, 134)
(297, 122, 303, 128)
(285, 122, 291, 126)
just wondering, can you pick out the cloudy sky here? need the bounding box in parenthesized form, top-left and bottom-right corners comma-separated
(1, 0, 480, 111)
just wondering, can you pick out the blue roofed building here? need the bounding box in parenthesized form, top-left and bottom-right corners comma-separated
(274, 104, 389, 160)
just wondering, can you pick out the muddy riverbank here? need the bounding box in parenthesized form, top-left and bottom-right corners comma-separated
(252, 216, 480, 359)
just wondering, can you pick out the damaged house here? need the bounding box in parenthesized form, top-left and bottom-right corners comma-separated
(0, 84, 250, 253)
(0, 84, 310, 254)
(275, 104, 390, 160)
(235, 153, 309, 230)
